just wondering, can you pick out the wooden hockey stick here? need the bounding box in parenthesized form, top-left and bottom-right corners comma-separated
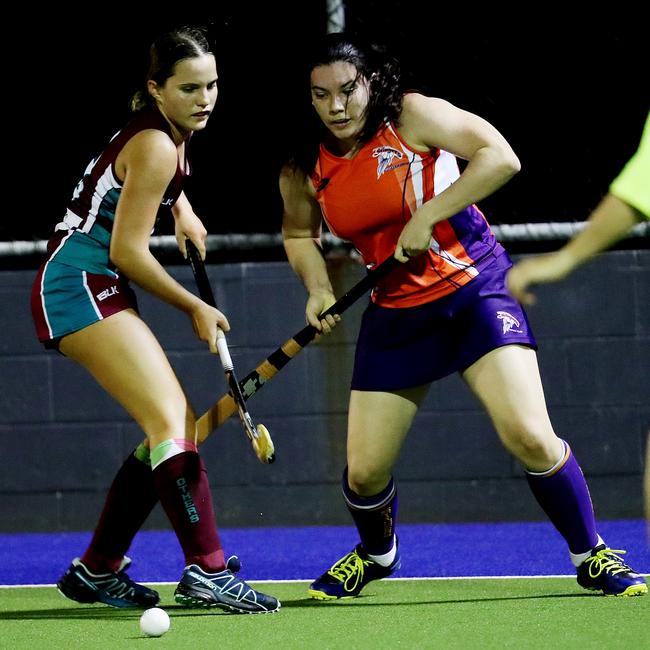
(187, 242, 275, 463)
(195, 254, 400, 444)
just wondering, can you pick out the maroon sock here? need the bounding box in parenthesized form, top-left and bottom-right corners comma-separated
(153, 450, 224, 572)
(81, 449, 158, 573)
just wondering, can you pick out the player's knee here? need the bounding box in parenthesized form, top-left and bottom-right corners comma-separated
(140, 397, 194, 442)
(346, 463, 389, 496)
(502, 428, 560, 468)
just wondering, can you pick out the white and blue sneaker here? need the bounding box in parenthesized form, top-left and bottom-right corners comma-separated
(174, 556, 280, 614)
(57, 556, 159, 608)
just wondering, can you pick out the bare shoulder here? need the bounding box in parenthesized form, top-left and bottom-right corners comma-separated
(401, 93, 460, 122)
(123, 128, 177, 163)
(279, 162, 303, 183)
(398, 94, 460, 150)
(402, 92, 453, 114)
(398, 93, 507, 159)
(116, 129, 177, 181)
(279, 163, 316, 199)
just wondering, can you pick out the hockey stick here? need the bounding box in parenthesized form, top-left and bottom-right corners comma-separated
(195, 253, 400, 444)
(187, 242, 275, 464)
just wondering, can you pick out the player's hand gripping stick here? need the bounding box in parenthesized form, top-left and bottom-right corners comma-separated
(186, 241, 275, 464)
(195, 253, 401, 444)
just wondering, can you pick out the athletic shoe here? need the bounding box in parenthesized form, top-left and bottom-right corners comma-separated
(308, 541, 401, 600)
(576, 544, 648, 597)
(174, 556, 280, 614)
(57, 556, 160, 608)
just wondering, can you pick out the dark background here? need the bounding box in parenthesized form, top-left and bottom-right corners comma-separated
(6, 4, 648, 249)
(1, 4, 648, 535)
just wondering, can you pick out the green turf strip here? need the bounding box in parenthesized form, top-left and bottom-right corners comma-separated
(1, 578, 648, 649)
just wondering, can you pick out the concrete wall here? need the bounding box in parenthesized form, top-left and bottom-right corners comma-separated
(1, 250, 648, 532)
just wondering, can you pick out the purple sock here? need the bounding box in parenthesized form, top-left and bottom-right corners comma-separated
(526, 440, 599, 554)
(342, 466, 398, 555)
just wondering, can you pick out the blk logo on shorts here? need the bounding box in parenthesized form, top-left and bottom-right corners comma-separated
(97, 286, 119, 301)
(497, 310, 523, 334)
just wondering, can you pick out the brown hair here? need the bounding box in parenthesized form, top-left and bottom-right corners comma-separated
(129, 25, 212, 112)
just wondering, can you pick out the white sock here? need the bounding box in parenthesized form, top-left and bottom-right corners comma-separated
(367, 536, 397, 567)
(570, 534, 605, 567)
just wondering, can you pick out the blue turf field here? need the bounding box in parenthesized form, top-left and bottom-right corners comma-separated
(2, 520, 648, 585)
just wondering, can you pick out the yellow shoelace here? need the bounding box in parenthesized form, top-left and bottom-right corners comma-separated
(327, 551, 371, 592)
(583, 548, 631, 578)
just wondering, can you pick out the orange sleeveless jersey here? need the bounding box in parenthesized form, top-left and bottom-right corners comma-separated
(312, 123, 503, 307)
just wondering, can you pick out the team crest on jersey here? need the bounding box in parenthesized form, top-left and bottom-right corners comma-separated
(372, 146, 404, 179)
(497, 311, 523, 334)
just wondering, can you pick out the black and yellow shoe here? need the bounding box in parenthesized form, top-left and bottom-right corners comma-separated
(308, 541, 401, 600)
(576, 545, 647, 597)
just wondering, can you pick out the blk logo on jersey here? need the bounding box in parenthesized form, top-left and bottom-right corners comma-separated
(97, 286, 119, 301)
(372, 146, 404, 179)
(497, 310, 523, 334)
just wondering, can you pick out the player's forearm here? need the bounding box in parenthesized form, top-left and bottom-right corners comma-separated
(171, 191, 192, 217)
(112, 246, 202, 313)
(283, 235, 334, 297)
(559, 193, 643, 272)
(418, 146, 520, 228)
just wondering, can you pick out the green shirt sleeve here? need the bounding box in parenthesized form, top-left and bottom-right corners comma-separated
(609, 111, 650, 219)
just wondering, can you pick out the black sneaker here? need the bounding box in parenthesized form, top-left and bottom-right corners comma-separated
(576, 544, 648, 597)
(308, 541, 401, 600)
(57, 557, 160, 608)
(174, 556, 280, 614)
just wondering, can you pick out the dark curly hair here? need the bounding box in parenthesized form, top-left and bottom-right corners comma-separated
(288, 32, 404, 175)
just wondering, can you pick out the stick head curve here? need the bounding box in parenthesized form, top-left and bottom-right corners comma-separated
(253, 424, 275, 464)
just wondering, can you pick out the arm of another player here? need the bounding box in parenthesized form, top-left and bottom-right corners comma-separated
(507, 111, 650, 305)
(279, 164, 339, 334)
(507, 195, 646, 305)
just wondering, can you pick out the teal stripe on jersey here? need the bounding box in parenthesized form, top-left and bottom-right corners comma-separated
(93, 187, 122, 245)
(51, 230, 118, 275)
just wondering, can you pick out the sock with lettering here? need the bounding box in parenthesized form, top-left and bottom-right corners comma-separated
(151, 439, 224, 572)
(342, 466, 398, 559)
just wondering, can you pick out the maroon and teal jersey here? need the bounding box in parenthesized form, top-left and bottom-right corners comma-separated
(32, 107, 188, 344)
(312, 122, 503, 307)
(45, 107, 188, 276)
